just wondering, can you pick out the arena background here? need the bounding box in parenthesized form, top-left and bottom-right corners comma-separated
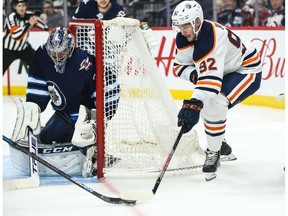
(2, 26, 285, 109)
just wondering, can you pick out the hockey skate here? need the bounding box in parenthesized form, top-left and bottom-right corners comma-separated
(220, 140, 237, 162)
(81, 145, 97, 178)
(202, 149, 220, 181)
(81, 145, 121, 177)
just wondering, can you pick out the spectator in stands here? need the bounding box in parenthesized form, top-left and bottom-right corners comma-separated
(69, 0, 81, 6)
(242, 0, 270, 26)
(216, 0, 225, 21)
(40, 0, 65, 28)
(2, 0, 48, 75)
(266, 0, 285, 26)
(195, 0, 213, 19)
(27, 0, 43, 6)
(218, 0, 252, 26)
(53, 0, 71, 8)
(73, 0, 125, 20)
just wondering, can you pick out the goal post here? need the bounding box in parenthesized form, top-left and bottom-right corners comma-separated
(69, 19, 106, 177)
(69, 17, 204, 178)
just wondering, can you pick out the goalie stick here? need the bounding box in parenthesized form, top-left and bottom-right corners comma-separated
(2, 135, 136, 205)
(4, 128, 40, 190)
(120, 124, 186, 200)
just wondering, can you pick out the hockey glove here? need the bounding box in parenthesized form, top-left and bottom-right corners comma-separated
(72, 105, 96, 148)
(177, 98, 203, 133)
(190, 69, 198, 85)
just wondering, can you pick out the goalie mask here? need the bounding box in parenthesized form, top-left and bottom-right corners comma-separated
(171, 1, 204, 38)
(46, 27, 75, 74)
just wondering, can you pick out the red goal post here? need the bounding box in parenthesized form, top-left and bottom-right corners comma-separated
(69, 19, 106, 177)
(69, 17, 204, 178)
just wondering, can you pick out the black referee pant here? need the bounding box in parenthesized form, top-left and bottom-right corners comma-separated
(3, 45, 35, 75)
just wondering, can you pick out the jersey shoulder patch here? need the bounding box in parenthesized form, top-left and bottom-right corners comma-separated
(193, 21, 216, 63)
(79, 57, 92, 71)
(73, 48, 94, 71)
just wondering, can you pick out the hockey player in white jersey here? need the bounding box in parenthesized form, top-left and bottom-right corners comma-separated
(172, 1, 262, 181)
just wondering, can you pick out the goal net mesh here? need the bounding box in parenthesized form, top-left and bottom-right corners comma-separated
(69, 17, 204, 176)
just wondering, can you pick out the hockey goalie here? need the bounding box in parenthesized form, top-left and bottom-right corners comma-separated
(9, 27, 109, 178)
(9, 20, 161, 178)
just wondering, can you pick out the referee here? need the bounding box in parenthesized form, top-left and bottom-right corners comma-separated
(3, 0, 48, 75)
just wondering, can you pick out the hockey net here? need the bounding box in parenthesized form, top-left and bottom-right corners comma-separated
(69, 17, 204, 178)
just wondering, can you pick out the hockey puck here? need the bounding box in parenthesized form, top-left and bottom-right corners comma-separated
(126, 200, 136, 206)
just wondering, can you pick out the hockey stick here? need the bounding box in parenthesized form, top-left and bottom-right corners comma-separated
(120, 124, 186, 200)
(4, 128, 40, 190)
(2, 135, 136, 205)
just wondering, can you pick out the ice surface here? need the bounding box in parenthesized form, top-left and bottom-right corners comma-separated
(2, 96, 285, 216)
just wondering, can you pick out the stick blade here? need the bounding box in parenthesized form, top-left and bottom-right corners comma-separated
(120, 190, 154, 201)
(3, 177, 40, 190)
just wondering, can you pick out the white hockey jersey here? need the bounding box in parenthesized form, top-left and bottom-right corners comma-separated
(173, 20, 262, 102)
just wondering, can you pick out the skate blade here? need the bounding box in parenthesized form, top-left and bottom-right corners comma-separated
(205, 173, 217, 181)
(221, 153, 237, 162)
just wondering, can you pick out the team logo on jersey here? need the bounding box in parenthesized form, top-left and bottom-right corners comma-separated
(117, 11, 126, 17)
(97, 12, 104, 20)
(47, 81, 66, 110)
(79, 57, 91, 71)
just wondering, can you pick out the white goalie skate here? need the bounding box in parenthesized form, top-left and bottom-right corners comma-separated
(82, 145, 97, 178)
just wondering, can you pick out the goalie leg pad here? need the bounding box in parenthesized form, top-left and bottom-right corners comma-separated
(9, 140, 83, 176)
(12, 98, 41, 141)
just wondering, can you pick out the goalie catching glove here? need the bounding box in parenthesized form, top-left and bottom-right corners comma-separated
(177, 98, 203, 133)
(72, 105, 97, 178)
(72, 105, 96, 148)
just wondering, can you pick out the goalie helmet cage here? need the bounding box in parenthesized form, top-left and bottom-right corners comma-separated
(69, 17, 204, 178)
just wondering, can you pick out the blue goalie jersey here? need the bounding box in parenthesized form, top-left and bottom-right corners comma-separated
(26, 46, 96, 121)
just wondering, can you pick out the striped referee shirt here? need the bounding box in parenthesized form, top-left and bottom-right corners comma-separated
(3, 11, 48, 51)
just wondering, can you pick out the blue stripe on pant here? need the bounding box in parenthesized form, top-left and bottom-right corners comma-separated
(221, 72, 262, 109)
